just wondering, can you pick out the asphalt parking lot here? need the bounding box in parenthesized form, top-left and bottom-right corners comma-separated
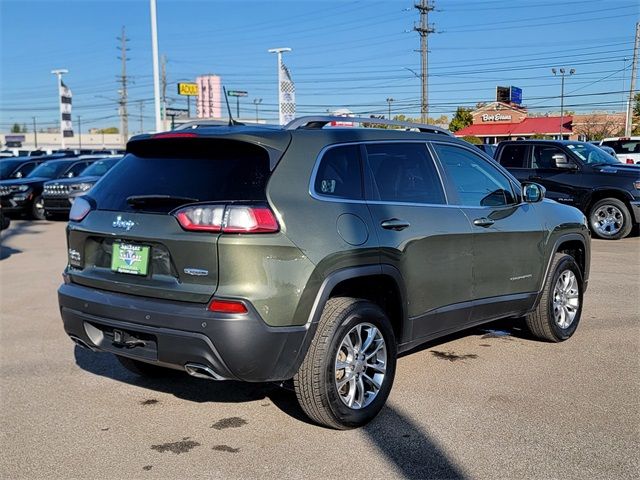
(1, 220, 638, 479)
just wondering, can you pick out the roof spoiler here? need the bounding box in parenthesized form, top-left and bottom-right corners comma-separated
(284, 115, 454, 136)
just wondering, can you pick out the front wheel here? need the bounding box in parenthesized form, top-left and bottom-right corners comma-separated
(30, 195, 46, 220)
(589, 198, 632, 240)
(525, 253, 583, 342)
(294, 297, 397, 429)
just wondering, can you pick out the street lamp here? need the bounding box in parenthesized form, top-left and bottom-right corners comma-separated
(386, 97, 395, 120)
(253, 98, 263, 123)
(551, 67, 575, 139)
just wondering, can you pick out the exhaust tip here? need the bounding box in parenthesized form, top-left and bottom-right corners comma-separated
(184, 363, 225, 381)
(69, 335, 94, 351)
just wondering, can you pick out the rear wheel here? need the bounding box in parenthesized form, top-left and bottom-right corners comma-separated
(116, 355, 169, 377)
(294, 297, 396, 429)
(525, 253, 583, 342)
(589, 198, 632, 240)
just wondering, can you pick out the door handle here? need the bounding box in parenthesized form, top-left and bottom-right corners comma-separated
(380, 218, 411, 231)
(473, 217, 495, 227)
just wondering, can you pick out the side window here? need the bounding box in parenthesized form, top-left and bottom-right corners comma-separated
(499, 144, 529, 168)
(313, 145, 362, 200)
(16, 162, 35, 177)
(433, 143, 516, 207)
(365, 143, 445, 204)
(66, 162, 89, 178)
(531, 146, 569, 169)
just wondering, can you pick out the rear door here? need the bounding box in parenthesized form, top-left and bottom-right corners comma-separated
(67, 138, 273, 303)
(363, 142, 474, 340)
(432, 142, 545, 320)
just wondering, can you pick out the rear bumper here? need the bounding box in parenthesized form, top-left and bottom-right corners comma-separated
(58, 281, 310, 382)
(629, 201, 640, 224)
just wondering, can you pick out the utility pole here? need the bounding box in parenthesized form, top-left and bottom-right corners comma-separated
(150, 0, 162, 132)
(51, 69, 68, 149)
(117, 26, 129, 146)
(386, 97, 394, 119)
(139, 101, 144, 133)
(161, 54, 167, 127)
(625, 22, 639, 136)
(552, 67, 575, 139)
(77, 115, 82, 149)
(32, 117, 38, 149)
(414, 0, 435, 123)
(253, 98, 262, 122)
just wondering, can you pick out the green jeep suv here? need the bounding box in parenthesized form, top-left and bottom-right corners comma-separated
(59, 117, 590, 429)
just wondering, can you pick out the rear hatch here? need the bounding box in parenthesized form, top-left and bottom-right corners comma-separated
(66, 135, 286, 303)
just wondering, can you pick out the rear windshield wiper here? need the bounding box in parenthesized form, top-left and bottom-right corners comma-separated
(126, 195, 199, 208)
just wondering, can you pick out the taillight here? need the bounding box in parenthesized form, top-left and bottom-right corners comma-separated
(174, 204, 279, 233)
(208, 299, 248, 314)
(626, 158, 635, 164)
(69, 197, 91, 221)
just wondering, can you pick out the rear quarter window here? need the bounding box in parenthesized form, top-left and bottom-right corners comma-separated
(313, 145, 362, 200)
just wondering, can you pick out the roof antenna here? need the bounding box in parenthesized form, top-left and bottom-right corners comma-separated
(223, 86, 244, 126)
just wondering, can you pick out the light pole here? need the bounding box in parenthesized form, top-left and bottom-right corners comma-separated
(77, 115, 82, 149)
(253, 98, 262, 123)
(268, 47, 292, 125)
(552, 67, 575, 139)
(51, 69, 68, 149)
(150, 0, 162, 132)
(386, 97, 395, 119)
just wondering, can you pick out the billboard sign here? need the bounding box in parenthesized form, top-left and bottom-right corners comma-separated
(497, 85, 522, 104)
(510, 86, 522, 105)
(227, 90, 248, 97)
(165, 107, 189, 117)
(177, 83, 198, 96)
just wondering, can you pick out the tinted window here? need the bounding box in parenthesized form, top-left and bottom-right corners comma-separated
(600, 139, 640, 154)
(89, 140, 270, 212)
(531, 145, 571, 169)
(499, 144, 528, 168)
(365, 143, 445, 204)
(79, 158, 120, 177)
(566, 143, 619, 165)
(313, 145, 362, 199)
(0, 160, 25, 179)
(27, 160, 75, 179)
(433, 144, 516, 207)
(17, 162, 37, 177)
(64, 161, 91, 178)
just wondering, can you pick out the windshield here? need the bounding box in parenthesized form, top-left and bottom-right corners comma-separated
(600, 139, 640, 155)
(567, 143, 620, 165)
(27, 160, 74, 179)
(0, 160, 23, 178)
(78, 158, 120, 177)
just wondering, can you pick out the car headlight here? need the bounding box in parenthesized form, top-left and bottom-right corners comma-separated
(70, 183, 94, 192)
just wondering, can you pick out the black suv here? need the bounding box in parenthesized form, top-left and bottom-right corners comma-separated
(0, 157, 98, 219)
(59, 117, 590, 429)
(495, 140, 640, 240)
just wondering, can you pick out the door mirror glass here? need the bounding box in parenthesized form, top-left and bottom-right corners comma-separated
(523, 183, 545, 203)
(14, 171, 22, 178)
(553, 153, 576, 169)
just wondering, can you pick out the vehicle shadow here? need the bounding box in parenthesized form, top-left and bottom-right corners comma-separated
(0, 220, 44, 260)
(74, 346, 467, 478)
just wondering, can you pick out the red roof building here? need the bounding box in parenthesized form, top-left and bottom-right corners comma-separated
(454, 102, 574, 143)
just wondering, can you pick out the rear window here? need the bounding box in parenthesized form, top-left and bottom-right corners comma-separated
(88, 139, 271, 212)
(600, 140, 640, 155)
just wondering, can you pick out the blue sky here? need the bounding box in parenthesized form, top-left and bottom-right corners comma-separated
(1, 0, 638, 133)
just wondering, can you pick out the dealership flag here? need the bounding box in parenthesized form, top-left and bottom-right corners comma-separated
(279, 60, 295, 125)
(60, 80, 73, 137)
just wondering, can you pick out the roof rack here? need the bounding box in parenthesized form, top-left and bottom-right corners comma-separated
(174, 120, 233, 130)
(284, 115, 453, 136)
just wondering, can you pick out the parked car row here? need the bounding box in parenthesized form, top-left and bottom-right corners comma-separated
(0, 154, 122, 220)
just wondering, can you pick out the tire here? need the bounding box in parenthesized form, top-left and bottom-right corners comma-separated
(525, 253, 583, 342)
(116, 355, 169, 377)
(293, 297, 397, 429)
(589, 197, 632, 240)
(30, 195, 46, 220)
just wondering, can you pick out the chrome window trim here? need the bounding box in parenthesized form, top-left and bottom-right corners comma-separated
(429, 140, 522, 208)
(309, 140, 449, 206)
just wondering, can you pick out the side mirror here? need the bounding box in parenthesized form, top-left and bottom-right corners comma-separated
(67, 172, 74, 178)
(14, 172, 22, 178)
(553, 153, 576, 169)
(523, 182, 545, 203)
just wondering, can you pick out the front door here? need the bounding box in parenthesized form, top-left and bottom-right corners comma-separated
(431, 142, 545, 321)
(362, 142, 474, 341)
(528, 144, 583, 208)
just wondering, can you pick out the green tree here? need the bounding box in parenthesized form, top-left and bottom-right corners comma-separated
(97, 127, 119, 134)
(461, 135, 482, 145)
(449, 107, 473, 132)
(10, 123, 21, 133)
(633, 93, 640, 135)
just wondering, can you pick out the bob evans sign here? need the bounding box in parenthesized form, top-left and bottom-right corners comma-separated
(481, 113, 512, 122)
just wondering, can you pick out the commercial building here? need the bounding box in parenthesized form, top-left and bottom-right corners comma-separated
(455, 102, 625, 143)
